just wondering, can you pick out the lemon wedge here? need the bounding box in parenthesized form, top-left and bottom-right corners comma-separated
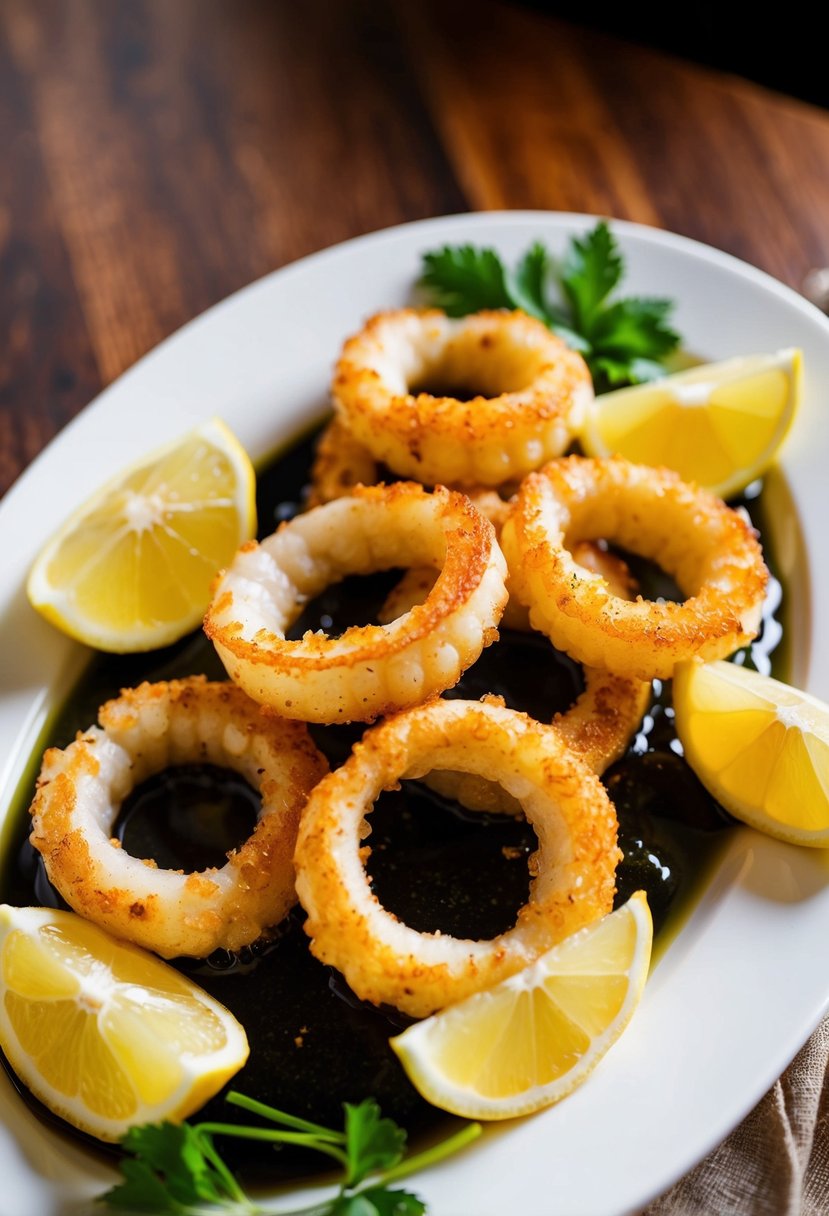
(580, 349, 801, 499)
(390, 892, 652, 1120)
(673, 660, 829, 846)
(0, 905, 249, 1142)
(27, 418, 256, 652)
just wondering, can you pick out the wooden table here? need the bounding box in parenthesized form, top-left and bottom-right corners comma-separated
(3, 0, 829, 497)
(3, 3, 829, 1210)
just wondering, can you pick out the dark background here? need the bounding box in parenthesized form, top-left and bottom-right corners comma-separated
(526, 3, 828, 109)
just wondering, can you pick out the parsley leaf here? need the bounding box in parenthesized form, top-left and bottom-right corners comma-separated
(103, 1158, 187, 1214)
(507, 241, 552, 323)
(559, 220, 623, 330)
(101, 1092, 480, 1215)
(588, 296, 679, 359)
(419, 246, 512, 315)
(417, 220, 681, 391)
(344, 1100, 407, 1187)
(591, 354, 666, 388)
(104, 1123, 240, 1212)
(331, 1187, 425, 1216)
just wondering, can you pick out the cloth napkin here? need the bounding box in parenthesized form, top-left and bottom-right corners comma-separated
(644, 1015, 829, 1215)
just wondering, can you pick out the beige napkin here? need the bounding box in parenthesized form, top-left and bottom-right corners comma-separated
(644, 1015, 829, 1215)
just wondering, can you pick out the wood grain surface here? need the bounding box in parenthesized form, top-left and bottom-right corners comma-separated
(2, 5, 829, 1211)
(2, 0, 829, 495)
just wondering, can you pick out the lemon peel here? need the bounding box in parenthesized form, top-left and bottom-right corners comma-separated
(0, 905, 250, 1142)
(27, 418, 256, 652)
(674, 659, 829, 846)
(390, 892, 652, 1120)
(581, 349, 801, 498)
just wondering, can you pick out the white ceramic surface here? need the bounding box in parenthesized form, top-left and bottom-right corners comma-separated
(1, 212, 829, 1216)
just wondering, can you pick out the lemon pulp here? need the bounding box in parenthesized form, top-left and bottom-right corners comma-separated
(390, 892, 652, 1120)
(26, 418, 256, 652)
(581, 349, 801, 498)
(0, 905, 249, 1141)
(673, 660, 829, 845)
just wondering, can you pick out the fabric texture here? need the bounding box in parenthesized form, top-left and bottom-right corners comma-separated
(644, 1016, 829, 1215)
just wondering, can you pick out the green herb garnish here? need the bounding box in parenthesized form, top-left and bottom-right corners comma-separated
(101, 1092, 481, 1215)
(418, 220, 680, 391)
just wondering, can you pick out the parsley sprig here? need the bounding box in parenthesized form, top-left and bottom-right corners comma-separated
(101, 1092, 481, 1215)
(418, 220, 680, 392)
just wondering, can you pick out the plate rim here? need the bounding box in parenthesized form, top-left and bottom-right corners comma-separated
(5, 206, 829, 513)
(2, 208, 829, 1216)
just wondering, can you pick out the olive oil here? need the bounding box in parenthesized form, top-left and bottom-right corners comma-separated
(0, 427, 786, 1178)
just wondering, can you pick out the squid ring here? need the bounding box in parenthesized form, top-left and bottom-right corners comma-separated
(205, 482, 508, 724)
(501, 456, 768, 681)
(331, 309, 593, 487)
(376, 483, 526, 630)
(309, 419, 517, 524)
(551, 542, 649, 775)
(294, 697, 621, 1018)
(423, 666, 650, 815)
(310, 418, 521, 630)
(29, 677, 328, 959)
(418, 544, 651, 813)
(307, 418, 382, 508)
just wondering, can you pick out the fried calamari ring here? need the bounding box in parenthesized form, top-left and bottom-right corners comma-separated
(421, 544, 650, 813)
(29, 677, 328, 959)
(501, 455, 768, 681)
(376, 485, 530, 630)
(307, 418, 381, 508)
(381, 540, 636, 642)
(307, 418, 525, 626)
(308, 420, 518, 514)
(205, 482, 508, 724)
(544, 541, 649, 771)
(332, 309, 592, 487)
(424, 669, 650, 815)
(294, 697, 620, 1017)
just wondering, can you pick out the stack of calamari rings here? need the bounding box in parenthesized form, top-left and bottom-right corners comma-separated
(30, 307, 768, 1024)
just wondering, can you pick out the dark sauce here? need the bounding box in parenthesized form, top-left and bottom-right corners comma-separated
(0, 433, 785, 1182)
(115, 765, 261, 873)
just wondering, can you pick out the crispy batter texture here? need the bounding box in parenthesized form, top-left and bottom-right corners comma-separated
(501, 455, 768, 680)
(205, 482, 508, 723)
(422, 544, 650, 813)
(307, 418, 381, 508)
(331, 308, 592, 487)
(424, 667, 650, 815)
(294, 698, 621, 1018)
(376, 484, 529, 631)
(308, 418, 526, 626)
(308, 418, 517, 520)
(28, 677, 327, 958)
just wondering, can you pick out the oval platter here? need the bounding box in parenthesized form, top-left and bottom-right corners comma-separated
(2, 211, 829, 1216)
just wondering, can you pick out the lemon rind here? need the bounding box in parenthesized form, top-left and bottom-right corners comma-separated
(389, 893, 652, 1121)
(25, 418, 256, 654)
(674, 660, 829, 848)
(0, 905, 249, 1142)
(580, 349, 801, 500)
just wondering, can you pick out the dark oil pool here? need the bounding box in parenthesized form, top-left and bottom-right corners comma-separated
(0, 427, 786, 1183)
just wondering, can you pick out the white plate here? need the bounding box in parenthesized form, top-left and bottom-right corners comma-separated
(2, 212, 829, 1216)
